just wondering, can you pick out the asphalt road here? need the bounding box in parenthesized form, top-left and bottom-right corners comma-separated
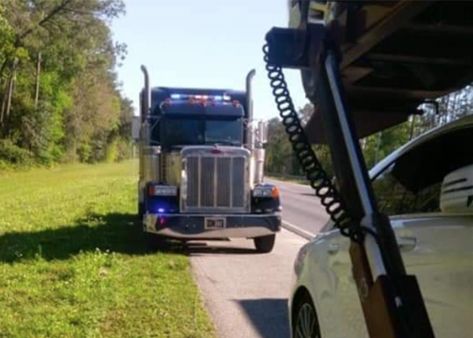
(189, 178, 329, 338)
(267, 178, 330, 237)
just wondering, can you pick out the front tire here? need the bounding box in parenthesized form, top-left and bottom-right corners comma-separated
(138, 202, 144, 220)
(253, 234, 275, 253)
(293, 295, 320, 338)
(145, 233, 167, 252)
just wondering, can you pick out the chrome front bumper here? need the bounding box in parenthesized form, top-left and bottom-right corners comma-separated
(143, 213, 281, 239)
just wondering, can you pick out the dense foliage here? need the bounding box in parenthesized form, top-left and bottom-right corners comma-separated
(265, 85, 472, 177)
(0, 0, 132, 167)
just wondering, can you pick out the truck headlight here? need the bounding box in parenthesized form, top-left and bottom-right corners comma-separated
(253, 185, 279, 198)
(148, 185, 178, 197)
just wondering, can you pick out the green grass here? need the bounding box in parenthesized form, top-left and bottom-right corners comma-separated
(0, 161, 215, 338)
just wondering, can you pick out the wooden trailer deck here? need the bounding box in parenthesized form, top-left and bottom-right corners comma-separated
(304, 1, 473, 142)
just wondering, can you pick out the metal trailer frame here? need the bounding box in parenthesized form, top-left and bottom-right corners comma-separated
(266, 1, 473, 337)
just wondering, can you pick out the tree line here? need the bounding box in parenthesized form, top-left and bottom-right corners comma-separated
(265, 85, 472, 177)
(0, 0, 132, 168)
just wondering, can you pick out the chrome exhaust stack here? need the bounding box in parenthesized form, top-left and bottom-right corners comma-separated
(140, 65, 150, 122)
(245, 69, 256, 150)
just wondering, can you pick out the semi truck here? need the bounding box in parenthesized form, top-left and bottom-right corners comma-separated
(132, 67, 281, 252)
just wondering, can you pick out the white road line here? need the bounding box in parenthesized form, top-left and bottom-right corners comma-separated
(282, 220, 314, 241)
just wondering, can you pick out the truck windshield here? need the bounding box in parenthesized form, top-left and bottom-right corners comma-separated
(158, 117, 243, 147)
(205, 120, 242, 145)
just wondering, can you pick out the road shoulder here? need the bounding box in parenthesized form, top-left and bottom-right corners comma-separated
(189, 229, 307, 338)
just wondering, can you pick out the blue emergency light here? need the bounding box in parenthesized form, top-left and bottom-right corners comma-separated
(168, 93, 231, 102)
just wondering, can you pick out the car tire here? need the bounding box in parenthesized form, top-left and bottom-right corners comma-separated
(293, 294, 321, 338)
(145, 233, 167, 252)
(253, 234, 275, 253)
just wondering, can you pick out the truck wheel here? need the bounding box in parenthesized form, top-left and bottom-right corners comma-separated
(138, 202, 144, 219)
(137, 202, 145, 229)
(146, 233, 166, 252)
(254, 234, 275, 253)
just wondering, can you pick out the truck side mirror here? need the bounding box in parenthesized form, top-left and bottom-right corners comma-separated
(257, 121, 268, 145)
(132, 116, 141, 141)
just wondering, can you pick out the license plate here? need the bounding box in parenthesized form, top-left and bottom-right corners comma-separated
(205, 217, 226, 229)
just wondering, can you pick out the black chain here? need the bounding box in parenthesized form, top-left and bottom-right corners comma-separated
(263, 43, 363, 242)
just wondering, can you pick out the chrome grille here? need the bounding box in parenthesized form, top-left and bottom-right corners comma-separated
(232, 157, 245, 208)
(182, 150, 249, 213)
(216, 158, 231, 207)
(186, 157, 199, 207)
(201, 157, 215, 207)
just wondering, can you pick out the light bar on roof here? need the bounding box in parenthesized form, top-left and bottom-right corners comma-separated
(168, 93, 232, 102)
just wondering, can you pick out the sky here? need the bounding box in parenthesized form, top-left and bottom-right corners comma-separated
(111, 0, 309, 120)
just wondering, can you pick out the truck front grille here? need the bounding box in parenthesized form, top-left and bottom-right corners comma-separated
(183, 154, 248, 213)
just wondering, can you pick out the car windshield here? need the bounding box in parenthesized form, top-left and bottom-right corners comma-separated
(372, 126, 473, 216)
(158, 117, 243, 147)
(320, 123, 473, 232)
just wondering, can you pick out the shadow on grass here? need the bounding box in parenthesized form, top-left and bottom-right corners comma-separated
(236, 298, 290, 338)
(0, 213, 182, 263)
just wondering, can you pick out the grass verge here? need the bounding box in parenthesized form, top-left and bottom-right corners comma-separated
(0, 161, 215, 338)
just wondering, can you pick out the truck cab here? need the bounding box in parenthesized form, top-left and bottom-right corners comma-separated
(134, 69, 281, 252)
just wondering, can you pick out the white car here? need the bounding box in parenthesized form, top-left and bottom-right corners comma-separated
(290, 115, 473, 338)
